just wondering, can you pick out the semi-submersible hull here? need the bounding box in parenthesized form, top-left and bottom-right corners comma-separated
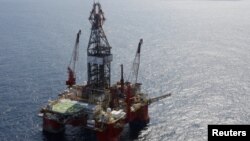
(39, 2, 171, 141)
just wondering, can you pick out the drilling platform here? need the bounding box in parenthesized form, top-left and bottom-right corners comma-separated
(39, 2, 171, 141)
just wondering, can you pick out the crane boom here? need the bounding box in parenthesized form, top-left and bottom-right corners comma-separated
(66, 30, 81, 87)
(130, 39, 143, 84)
(148, 93, 171, 105)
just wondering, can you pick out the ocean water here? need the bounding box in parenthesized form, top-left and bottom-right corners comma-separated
(0, 0, 250, 141)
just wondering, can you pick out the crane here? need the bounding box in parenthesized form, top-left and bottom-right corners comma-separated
(66, 30, 81, 87)
(129, 39, 143, 84)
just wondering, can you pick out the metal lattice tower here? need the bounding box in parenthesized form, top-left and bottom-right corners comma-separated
(87, 2, 112, 91)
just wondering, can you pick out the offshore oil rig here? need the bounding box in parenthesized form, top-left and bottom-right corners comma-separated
(39, 2, 171, 141)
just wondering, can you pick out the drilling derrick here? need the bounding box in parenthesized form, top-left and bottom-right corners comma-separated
(87, 2, 112, 92)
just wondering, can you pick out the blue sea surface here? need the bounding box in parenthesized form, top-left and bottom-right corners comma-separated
(0, 0, 250, 141)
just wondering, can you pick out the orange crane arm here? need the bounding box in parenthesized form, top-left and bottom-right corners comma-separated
(66, 30, 81, 87)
